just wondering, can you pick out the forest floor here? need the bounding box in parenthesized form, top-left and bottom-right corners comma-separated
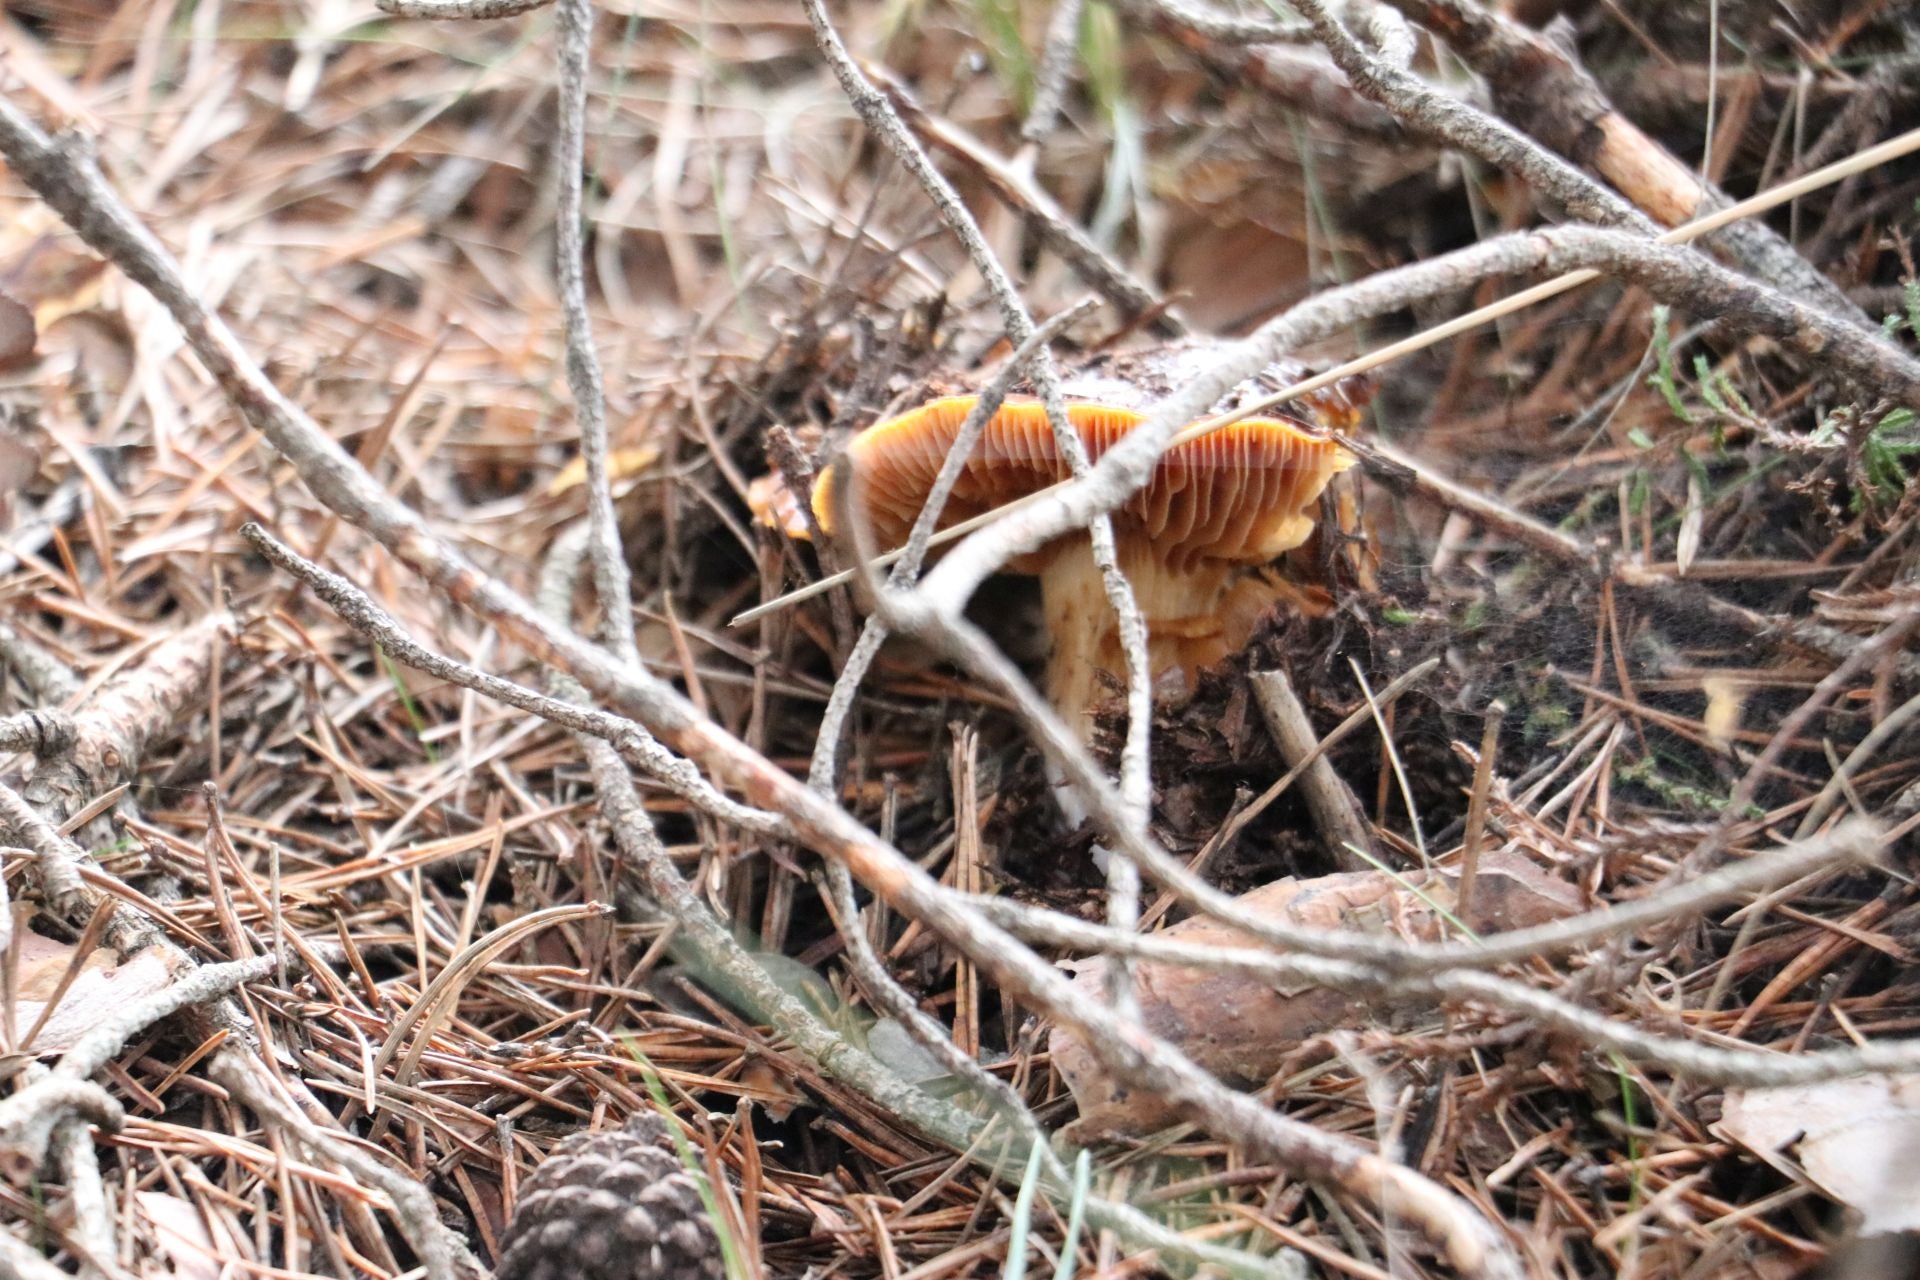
(0, 1, 1917, 1278)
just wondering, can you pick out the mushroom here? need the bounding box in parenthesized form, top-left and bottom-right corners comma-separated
(767, 393, 1353, 736)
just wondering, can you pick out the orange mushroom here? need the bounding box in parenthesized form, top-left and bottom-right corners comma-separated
(758, 394, 1354, 734)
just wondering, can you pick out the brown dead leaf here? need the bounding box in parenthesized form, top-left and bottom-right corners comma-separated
(136, 1191, 227, 1280)
(10, 931, 179, 1055)
(0, 435, 37, 499)
(1716, 1076, 1920, 1235)
(0, 294, 35, 372)
(1051, 853, 1582, 1136)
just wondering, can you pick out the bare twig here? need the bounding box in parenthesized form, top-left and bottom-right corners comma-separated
(1381, 0, 1870, 322)
(0, 633, 476, 1279)
(1796, 687, 1920, 838)
(543, 529, 1293, 1280)
(736, 129, 1920, 627)
(553, 0, 637, 666)
(48, 1122, 110, 1280)
(1021, 0, 1087, 145)
(871, 70, 1182, 335)
(243, 524, 790, 836)
(980, 830, 1920, 1089)
(207, 1049, 484, 1280)
(0, 957, 274, 1175)
(0, 781, 91, 924)
(981, 814, 1885, 974)
(1251, 669, 1374, 870)
(21, 53, 1907, 1276)
(0, 1222, 83, 1280)
(1207, 660, 1441, 867)
(0, 622, 81, 705)
(0, 711, 72, 757)
(1111, 0, 1310, 44)
(21, 614, 232, 827)
(373, 0, 551, 16)
(1257, 0, 1661, 230)
(911, 223, 1920, 612)
(1353, 435, 1920, 681)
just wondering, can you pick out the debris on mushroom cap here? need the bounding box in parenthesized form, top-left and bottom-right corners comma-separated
(1052, 341, 1375, 428)
(810, 395, 1354, 573)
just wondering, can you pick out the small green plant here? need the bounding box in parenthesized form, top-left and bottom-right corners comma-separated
(1519, 681, 1572, 738)
(1612, 1051, 1647, 1259)
(1002, 1140, 1046, 1280)
(1615, 753, 1763, 817)
(1638, 308, 1756, 445)
(1079, 1, 1124, 123)
(1626, 467, 1651, 517)
(1811, 403, 1920, 517)
(1646, 306, 1693, 424)
(1082, 3, 1143, 248)
(629, 1047, 752, 1280)
(1051, 1151, 1092, 1280)
(1880, 278, 1920, 338)
(1859, 406, 1920, 513)
(1691, 353, 1755, 436)
(973, 0, 1035, 111)
(379, 648, 439, 763)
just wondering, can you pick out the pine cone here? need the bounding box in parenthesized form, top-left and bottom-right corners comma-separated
(495, 1113, 724, 1280)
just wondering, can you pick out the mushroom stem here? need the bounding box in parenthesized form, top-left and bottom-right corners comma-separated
(1038, 537, 1237, 741)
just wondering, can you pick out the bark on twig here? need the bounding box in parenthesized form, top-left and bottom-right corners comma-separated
(244, 525, 789, 837)
(0, 958, 274, 1178)
(916, 224, 1920, 614)
(1250, 670, 1375, 870)
(869, 68, 1183, 336)
(20, 613, 232, 827)
(1382, 0, 1869, 323)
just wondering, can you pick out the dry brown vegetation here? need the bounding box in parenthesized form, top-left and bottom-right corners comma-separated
(0, 0, 1916, 1277)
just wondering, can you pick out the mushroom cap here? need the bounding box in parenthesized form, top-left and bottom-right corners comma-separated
(812, 395, 1354, 575)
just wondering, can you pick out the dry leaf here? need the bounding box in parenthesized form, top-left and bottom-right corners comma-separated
(10, 931, 178, 1055)
(0, 294, 34, 372)
(1051, 854, 1583, 1136)
(136, 1191, 226, 1280)
(1716, 1076, 1920, 1235)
